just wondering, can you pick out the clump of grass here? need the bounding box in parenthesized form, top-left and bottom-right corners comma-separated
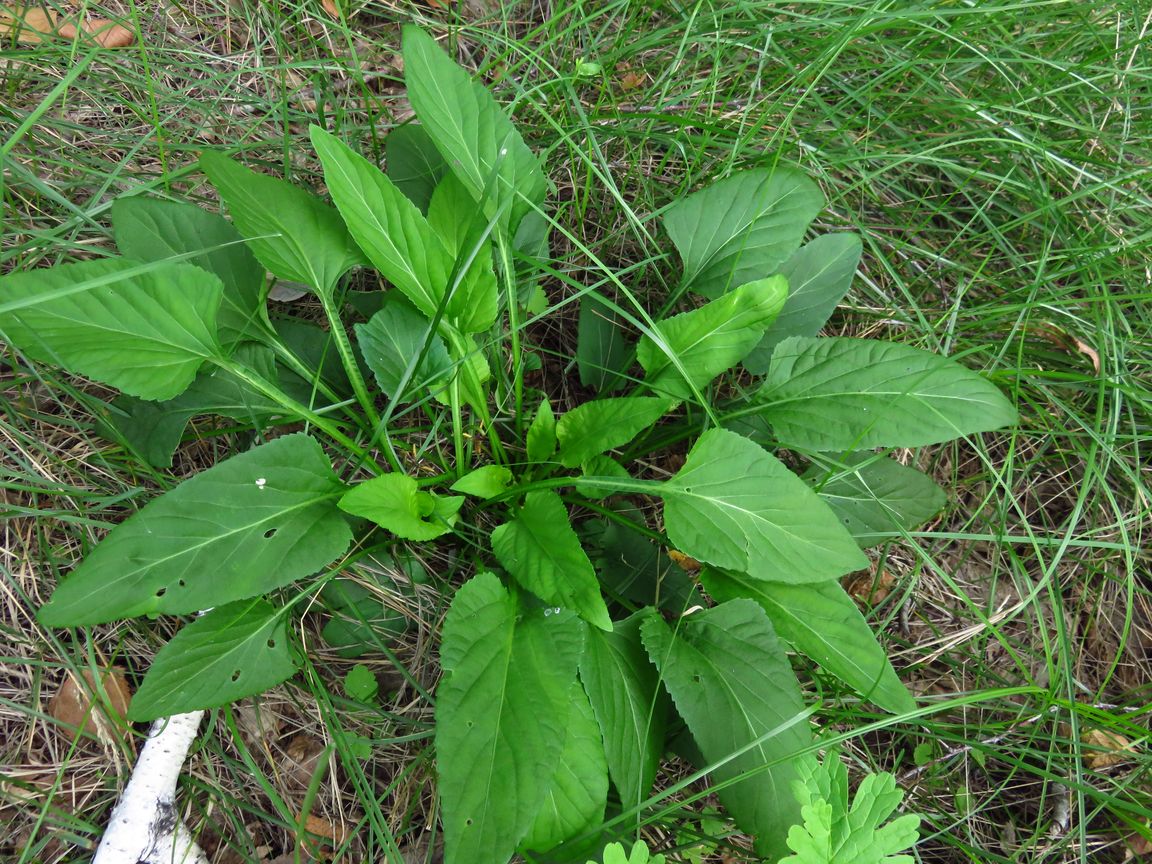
(3, 2, 1150, 863)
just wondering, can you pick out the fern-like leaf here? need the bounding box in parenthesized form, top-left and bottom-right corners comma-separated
(778, 753, 920, 864)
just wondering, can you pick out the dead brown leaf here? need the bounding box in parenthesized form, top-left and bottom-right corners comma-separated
(48, 667, 133, 743)
(1124, 826, 1152, 860)
(844, 567, 895, 606)
(1082, 728, 1136, 769)
(319, 0, 341, 19)
(281, 733, 327, 790)
(0, 4, 134, 47)
(619, 70, 646, 92)
(291, 813, 346, 862)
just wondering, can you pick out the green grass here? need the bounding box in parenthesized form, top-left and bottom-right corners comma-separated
(3, 1, 1150, 862)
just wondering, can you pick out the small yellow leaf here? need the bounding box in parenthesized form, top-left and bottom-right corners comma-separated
(668, 549, 701, 574)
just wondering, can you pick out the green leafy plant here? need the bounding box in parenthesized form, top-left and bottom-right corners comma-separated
(1, 24, 1017, 864)
(779, 752, 921, 864)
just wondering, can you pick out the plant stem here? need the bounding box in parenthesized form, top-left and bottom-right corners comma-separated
(213, 357, 383, 473)
(317, 290, 383, 433)
(496, 234, 525, 435)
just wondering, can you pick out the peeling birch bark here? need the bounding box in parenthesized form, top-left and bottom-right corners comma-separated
(93, 710, 209, 864)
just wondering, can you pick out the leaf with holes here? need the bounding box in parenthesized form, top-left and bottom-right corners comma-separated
(641, 601, 811, 862)
(0, 258, 224, 402)
(490, 491, 611, 631)
(200, 150, 365, 294)
(129, 599, 296, 721)
(339, 474, 463, 541)
(756, 337, 1019, 450)
(556, 397, 677, 468)
(436, 573, 585, 864)
(656, 429, 867, 581)
(403, 25, 547, 233)
(111, 195, 269, 349)
(38, 434, 351, 626)
(663, 168, 824, 299)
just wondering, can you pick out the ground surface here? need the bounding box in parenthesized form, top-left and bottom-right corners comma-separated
(2, 2, 1150, 863)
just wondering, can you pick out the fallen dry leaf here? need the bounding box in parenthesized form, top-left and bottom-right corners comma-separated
(619, 70, 646, 92)
(1082, 728, 1136, 770)
(49, 667, 133, 743)
(320, 0, 341, 19)
(1124, 826, 1152, 860)
(0, 4, 134, 47)
(1030, 322, 1102, 374)
(844, 567, 895, 606)
(281, 733, 327, 790)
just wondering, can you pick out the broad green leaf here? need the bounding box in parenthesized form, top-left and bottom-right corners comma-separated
(356, 297, 453, 402)
(663, 168, 824, 299)
(111, 196, 268, 349)
(344, 664, 379, 702)
(638, 276, 787, 399)
(526, 397, 557, 463)
(200, 150, 365, 294)
(700, 570, 914, 715)
(385, 123, 447, 213)
(129, 599, 296, 721)
(556, 397, 677, 469)
(402, 26, 547, 233)
(577, 295, 633, 393)
(641, 601, 810, 862)
(657, 429, 868, 581)
(598, 841, 667, 864)
(780, 753, 920, 864)
(805, 454, 947, 547)
(428, 171, 481, 254)
(428, 172, 500, 330)
(490, 491, 611, 631)
(102, 344, 286, 468)
(581, 518, 702, 613)
(38, 434, 351, 626)
(579, 612, 667, 816)
(0, 258, 223, 401)
(742, 234, 862, 374)
(339, 474, 463, 541)
(757, 337, 1019, 450)
(521, 682, 609, 853)
(310, 126, 496, 334)
(451, 465, 513, 499)
(437, 573, 585, 864)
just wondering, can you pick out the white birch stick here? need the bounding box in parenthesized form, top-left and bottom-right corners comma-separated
(93, 710, 210, 864)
